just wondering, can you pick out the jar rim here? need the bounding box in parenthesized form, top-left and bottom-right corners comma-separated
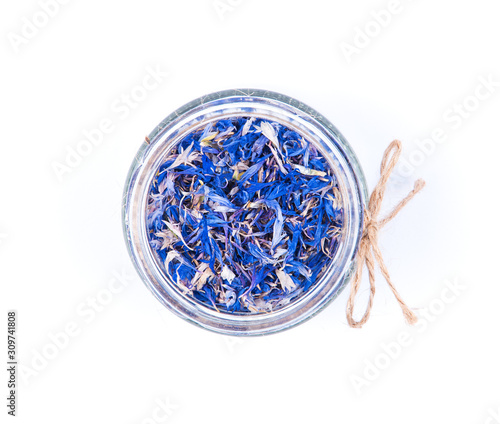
(123, 88, 367, 336)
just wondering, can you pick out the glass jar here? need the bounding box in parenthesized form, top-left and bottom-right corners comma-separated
(122, 89, 367, 336)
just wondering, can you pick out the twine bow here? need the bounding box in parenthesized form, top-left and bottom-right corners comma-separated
(346, 140, 425, 328)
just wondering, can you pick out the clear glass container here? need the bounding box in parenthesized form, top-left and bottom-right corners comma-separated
(122, 89, 367, 336)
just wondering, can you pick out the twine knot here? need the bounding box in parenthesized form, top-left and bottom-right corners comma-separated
(363, 212, 379, 241)
(346, 140, 425, 328)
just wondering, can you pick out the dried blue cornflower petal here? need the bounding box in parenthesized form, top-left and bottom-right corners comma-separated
(145, 117, 344, 314)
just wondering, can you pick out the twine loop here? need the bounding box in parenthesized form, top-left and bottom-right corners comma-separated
(346, 140, 425, 328)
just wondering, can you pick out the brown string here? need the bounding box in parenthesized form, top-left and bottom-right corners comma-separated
(346, 140, 426, 328)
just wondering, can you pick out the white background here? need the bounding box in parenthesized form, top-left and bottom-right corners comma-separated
(2, 0, 500, 423)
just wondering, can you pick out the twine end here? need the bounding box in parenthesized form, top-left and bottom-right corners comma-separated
(414, 179, 426, 192)
(404, 309, 418, 326)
